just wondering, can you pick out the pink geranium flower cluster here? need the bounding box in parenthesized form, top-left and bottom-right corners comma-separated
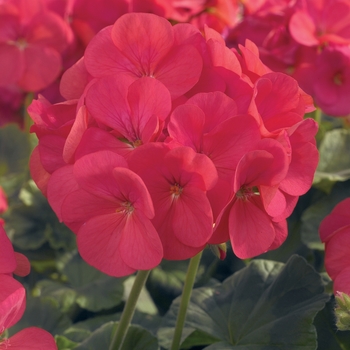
(28, 12, 318, 277)
(0, 0, 240, 125)
(320, 198, 350, 295)
(225, 0, 350, 116)
(0, 223, 57, 349)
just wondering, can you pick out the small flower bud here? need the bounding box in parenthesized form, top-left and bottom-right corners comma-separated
(209, 243, 227, 260)
(335, 292, 350, 331)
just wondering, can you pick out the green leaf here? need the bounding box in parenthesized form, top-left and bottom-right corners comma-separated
(34, 280, 78, 313)
(62, 252, 124, 312)
(315, 129, 350, 183)
(160, 255, 329, 349)
(314, 299, 350, 350)
(0, 125, 31, 192)
(74, 322, 159, 350)
(55, 335, 79, 350)
(8, 296, 72, 337)
(301, 180, 350, 250)
(4, 180, 76, 251)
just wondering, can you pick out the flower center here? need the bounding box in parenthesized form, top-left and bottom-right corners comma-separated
(0, 338, 10, 349)
(334, 71, 344, 86)
(170, 183, 183, 198)
(236, 186, 260, 201)
(116, 201, 134, 215)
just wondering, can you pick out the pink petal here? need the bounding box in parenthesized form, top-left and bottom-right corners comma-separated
(333, 266, 350, 295)
(60, 57, 90, 101)
(172, 187, 213, 247)
(29, 146, 51, 196)
(77, 214, 137, 277)
(73, 150, 128, 197)
(63, 105, 89, 163)
(119, 211, 163, 270)
(18, 45, 61, 92)
(268, 220, 288, 250)
(38, 135, 66, 174)
(229, 197, 276, 258)
(75, 127, 133, 160)
(47, 165, 77, 222)
(234, 139, 288, 190)
(111, 13, 174, 75)
(6, 327, 57, 350)
(203, 115, 261, 181)
(127, 76, 171, 124)
(26, 11, 70, 52)
(61, 190, 118, 233)
(289, 11, 319, 46)
(186, 91, 238, 132)
(320, 198, 350, 243)
(112, 167, 155, 219)
(13, 253, 30, 277)
(168, 104, 205, 151)
(324, 225, 350, 280)
(0, 274, 26, 330)
(0, 226, 16, 274)
(84, 26, 138, 78)
(155, 44, 203, 99)
(85, 75, 135, 133)
(0, 44, 23, 86)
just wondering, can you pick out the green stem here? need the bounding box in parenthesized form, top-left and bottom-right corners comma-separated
(170, 251, 203, 350)
(314, 107, 322, 125)
(109, 269, 151, 350)
(24, 92, 34, 134)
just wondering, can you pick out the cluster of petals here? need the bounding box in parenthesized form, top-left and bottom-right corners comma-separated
(28, 12, 318, 276)
(0, 0, 71, 92)
(0, 0, 241, 126)
(0, 224, 57, 349)
(224, 0, 350, 116)
(319, 198, 350, 295)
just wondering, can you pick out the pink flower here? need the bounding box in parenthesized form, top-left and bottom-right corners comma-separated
(84, 12, 203, 99)
(0, 0, 71, 91)
(210, 138, 289, 258)
(0, 225, 56, 349)
(289, 0, 350, 47)
(54, 150, 163, 277)
(312, 46, 350, 116)
(129, 143, 218, 260)
(319, 198, 350, 294)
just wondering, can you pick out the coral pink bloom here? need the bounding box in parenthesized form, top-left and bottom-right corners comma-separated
(320, 198, 350, 243)
(85, 75, 171, 152)
(323, 225, 350, 285)
(0, 274, 26, 331)
(0, 187, 8, 214)
(290, 0, 350, 46)
(167, 91, 261, 218)
(0, 0, 71, 91)
(211, 138, 289, 258)
(128, 143, 218, 260)
(312, 46, 350, 116)
(0, 327, 58, 350)
(319, 198, 350, 294)
(0, 225, 30, 277)
(57, 150, 162, 277)
(84, 13, 203, 99)
(28, 97, 78, 188)
(248, 72, 314, 135)
(333, 267, 350, 295)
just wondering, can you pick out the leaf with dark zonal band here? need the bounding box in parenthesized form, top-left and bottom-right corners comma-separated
(159, 255, 329, 349)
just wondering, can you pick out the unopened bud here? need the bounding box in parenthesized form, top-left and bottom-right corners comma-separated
(335, 292, 350, 331)
(209, 243, 227, 260)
